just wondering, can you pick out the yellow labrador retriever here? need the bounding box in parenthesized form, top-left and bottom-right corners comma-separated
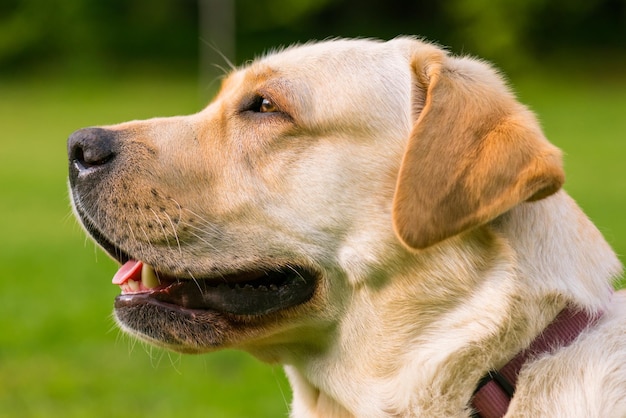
(68, 37, 626, 417)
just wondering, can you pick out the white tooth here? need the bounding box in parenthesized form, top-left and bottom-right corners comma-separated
(141, 263, 160, 289)
(128, 279, 140, 292)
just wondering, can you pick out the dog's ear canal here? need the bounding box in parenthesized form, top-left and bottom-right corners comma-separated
(392, 46, 565, 251)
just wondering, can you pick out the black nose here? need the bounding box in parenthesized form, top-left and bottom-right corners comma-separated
(68, 127, 118, 176)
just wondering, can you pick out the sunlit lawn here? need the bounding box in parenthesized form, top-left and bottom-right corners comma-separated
(0, 70, 624, 417)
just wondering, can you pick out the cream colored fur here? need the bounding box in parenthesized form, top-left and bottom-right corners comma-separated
(74, 37, 626, 417)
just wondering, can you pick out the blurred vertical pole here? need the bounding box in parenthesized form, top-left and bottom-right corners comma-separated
(198, 0, 235, 104)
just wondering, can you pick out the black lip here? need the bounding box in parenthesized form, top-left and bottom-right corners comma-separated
(116, 266, 318, 316)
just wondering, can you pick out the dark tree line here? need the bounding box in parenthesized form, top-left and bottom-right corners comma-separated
(1, 0, 624, 75)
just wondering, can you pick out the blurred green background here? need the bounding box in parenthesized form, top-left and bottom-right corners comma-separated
(1, 0, 625, 417)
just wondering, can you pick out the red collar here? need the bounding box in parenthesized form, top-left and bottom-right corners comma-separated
(471, 304, 603, 418)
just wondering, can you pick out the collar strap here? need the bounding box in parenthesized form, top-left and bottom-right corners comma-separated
(471, 304, 603, 418)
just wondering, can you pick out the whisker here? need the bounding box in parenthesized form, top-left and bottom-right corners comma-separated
(272, 367, 291, 413)
(62, 208, 78, 224)
(163, 211, 183, 256)
(185, 269, 204, 293)
(146, 344, 163, 369)
(126, 220, 151, 262)
(285, 264, 307, 284)
(200, 38, 236, 72)
(179, 220, 214, 234)
(150, 208, 173, 252)
(184, 229, 220, 252)
(166, 352, 183, 375)
(212, 63, 232, 77)
(168, 198, 184, 224)
(181, 208, 215, 228)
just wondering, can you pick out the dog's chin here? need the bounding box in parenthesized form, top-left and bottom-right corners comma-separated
(113, 296, 232, 353)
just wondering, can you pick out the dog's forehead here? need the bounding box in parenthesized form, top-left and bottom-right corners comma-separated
(220, 38, 415, 130)
(258, 38, 408, 79)
(223, 39, 410, 92)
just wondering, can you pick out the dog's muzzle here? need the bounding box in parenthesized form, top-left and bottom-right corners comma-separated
(67, 127, 319, 350)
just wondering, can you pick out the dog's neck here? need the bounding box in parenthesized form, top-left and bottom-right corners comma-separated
(276, 193, 620, 417)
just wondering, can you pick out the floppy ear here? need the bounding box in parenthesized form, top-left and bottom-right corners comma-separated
(392, 48, 565, 250)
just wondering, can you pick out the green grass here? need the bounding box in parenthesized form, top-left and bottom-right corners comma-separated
(0, 71, 624, 417)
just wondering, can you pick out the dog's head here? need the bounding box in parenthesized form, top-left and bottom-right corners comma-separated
(68, 38, 563, 356)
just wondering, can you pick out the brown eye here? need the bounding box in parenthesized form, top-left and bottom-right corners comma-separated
(259, 97, 277, 113)
(241, 95, 283, 116)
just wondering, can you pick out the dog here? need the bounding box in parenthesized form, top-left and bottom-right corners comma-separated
(68, 37, 626, 417)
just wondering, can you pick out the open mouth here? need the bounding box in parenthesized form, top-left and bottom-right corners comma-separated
(113, 260, 318, 316)
(72, 201, 318, 317)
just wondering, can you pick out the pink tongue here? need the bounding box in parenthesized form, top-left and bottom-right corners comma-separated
(112, 260, 143, 285)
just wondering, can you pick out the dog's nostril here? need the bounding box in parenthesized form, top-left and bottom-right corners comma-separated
(74, 142, 115, 167)
(68, 127, 118, 170)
